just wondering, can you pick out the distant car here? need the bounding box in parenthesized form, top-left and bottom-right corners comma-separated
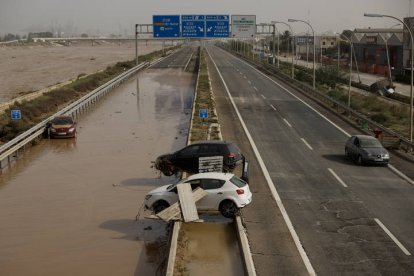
(345, 135, 390, 165)
(144, 172, 252, 218)
(46, 116, 77, 138)
(154, 141, 244, 176)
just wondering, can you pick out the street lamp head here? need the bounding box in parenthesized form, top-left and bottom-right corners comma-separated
(364, 13, 384, 18)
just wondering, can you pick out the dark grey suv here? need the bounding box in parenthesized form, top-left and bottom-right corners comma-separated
(154, 140, 244, 176)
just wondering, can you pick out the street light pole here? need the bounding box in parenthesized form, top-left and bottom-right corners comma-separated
(340, 35, 353, 108)
(365, 13, 414, 142)
(289, 19, 316, 89)
(272, 21, 294, 78)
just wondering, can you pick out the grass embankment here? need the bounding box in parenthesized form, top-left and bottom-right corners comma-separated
(189, 48, 221, 142)
(276, 60, 411, 138)
(0, 47, 176, 144)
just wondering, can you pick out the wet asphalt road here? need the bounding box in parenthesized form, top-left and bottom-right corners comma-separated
(0, 59, 195, 275)
(206, 45, 414, 275)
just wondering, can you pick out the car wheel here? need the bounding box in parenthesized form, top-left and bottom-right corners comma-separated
(153, 201, 170, 214)
(356, 155, 364, 166)
(219, 200, 238, 218)
(345, 148, 350, 159)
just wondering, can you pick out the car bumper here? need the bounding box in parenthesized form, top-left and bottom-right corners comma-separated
(364, 157, 389, 165)
(50, 131, 76, 138)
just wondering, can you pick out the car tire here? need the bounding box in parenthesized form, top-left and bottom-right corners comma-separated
(345, 148, 350, 159)
(219, 200, 238, 218)
(356, 155, 364, 166)
(153, 201, 170, 214)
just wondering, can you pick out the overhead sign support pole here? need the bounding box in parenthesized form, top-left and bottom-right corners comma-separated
(135, 24, 138, 65)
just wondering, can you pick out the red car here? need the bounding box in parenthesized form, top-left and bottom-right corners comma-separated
(47, 116, 77, 138)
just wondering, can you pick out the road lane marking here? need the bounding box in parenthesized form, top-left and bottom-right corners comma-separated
(374, 218, 411, 256)
(261, 94, 266, 99)
(270, 104, 277, 111)
(248, 80, 251, 85)
(283, 118, 292, 128)
(207, 47, 316, 276)
(388, 164, 414, 185)
(253, 87, 258, 91)
(301, 138, 313, 150)
(328, 168, 348, 187)
(224, 48, 414, 189)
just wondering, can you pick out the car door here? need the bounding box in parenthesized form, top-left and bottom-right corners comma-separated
(196, 178, 226, 210)
(173, 144, 200, 172)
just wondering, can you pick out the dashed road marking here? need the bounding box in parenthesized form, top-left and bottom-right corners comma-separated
(375, 218, 411, 256)
(253, 87, 258, 91)
(301, 138, 313, 150)
(328, 168, 348, 187)
(270, 104, 277, 111)
(261, 94, 266, 99)
(283, 118, 292, 128)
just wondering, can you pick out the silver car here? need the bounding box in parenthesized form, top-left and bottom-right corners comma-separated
(144, 172, 252, 218)
(345, 135, 390, 165)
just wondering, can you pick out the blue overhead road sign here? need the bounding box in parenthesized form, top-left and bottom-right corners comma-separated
(206, 15, 229, 38)
(153, 15, 180, 38)
(182, 15, 205, 38)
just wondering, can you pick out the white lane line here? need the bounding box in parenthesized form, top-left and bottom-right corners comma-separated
(270, 104, 277, 111)
(253, 87, 258, 91)
(374, 218, 411, 256)
(261, 94, 266, 99)
(283, 118, 292, 128)
(225, 49, 414, 191)
(207, 47, 316, 276)
(388, 164, 414, 185)
(240, 72, 243, 75)
(327, 168, 348, 187)
(248, 80, 252, 85)
(301, 138, 313, 150)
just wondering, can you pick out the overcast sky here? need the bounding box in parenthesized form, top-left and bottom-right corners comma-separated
(0, 0, 410, 36)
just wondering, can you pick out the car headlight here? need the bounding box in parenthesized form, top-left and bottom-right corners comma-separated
(383, 153, 389, 158)
(50, 128, 56, 133)
(145, 195, 152, 200)
(68, 127, 75, 133)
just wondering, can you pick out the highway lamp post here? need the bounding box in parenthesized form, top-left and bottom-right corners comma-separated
(340, 35, 353, 109)
(271, 22, 281, 68)
(289, 19, 316, 89)
(273, 21, 295, 78)
(365, 13, 414, 142)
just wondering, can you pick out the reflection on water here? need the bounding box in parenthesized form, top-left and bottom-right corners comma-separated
(47, 137, 77, 153)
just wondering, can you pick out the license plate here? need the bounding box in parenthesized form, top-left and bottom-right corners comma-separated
(374, 158, 383, 161)
(58, 132, 67, 135)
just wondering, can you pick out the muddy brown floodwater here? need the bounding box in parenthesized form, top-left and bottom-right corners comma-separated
(0, 68, 195, 276)
(176, 221, 244, 275)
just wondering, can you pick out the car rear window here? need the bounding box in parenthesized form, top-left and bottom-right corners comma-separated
(230, 176, 247, 188)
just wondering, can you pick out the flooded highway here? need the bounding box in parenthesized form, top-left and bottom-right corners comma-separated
(0, 67, 195, 275)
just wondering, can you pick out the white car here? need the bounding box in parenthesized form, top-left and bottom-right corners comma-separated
(144, 172, 252, 218)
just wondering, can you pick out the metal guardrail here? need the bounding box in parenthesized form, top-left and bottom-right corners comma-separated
(0, 62, 149, 169)
(227, 50, 414, 153)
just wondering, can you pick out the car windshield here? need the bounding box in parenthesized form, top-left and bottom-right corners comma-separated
(230, 176, 247, 187)
(360, 138, 383, 148)
(52, 117, 73, 125)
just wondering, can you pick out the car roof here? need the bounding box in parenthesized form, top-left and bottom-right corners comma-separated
(192, 140, 230, 145)
(352, 135, 377, 140)
(186, 172, 234, 181)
